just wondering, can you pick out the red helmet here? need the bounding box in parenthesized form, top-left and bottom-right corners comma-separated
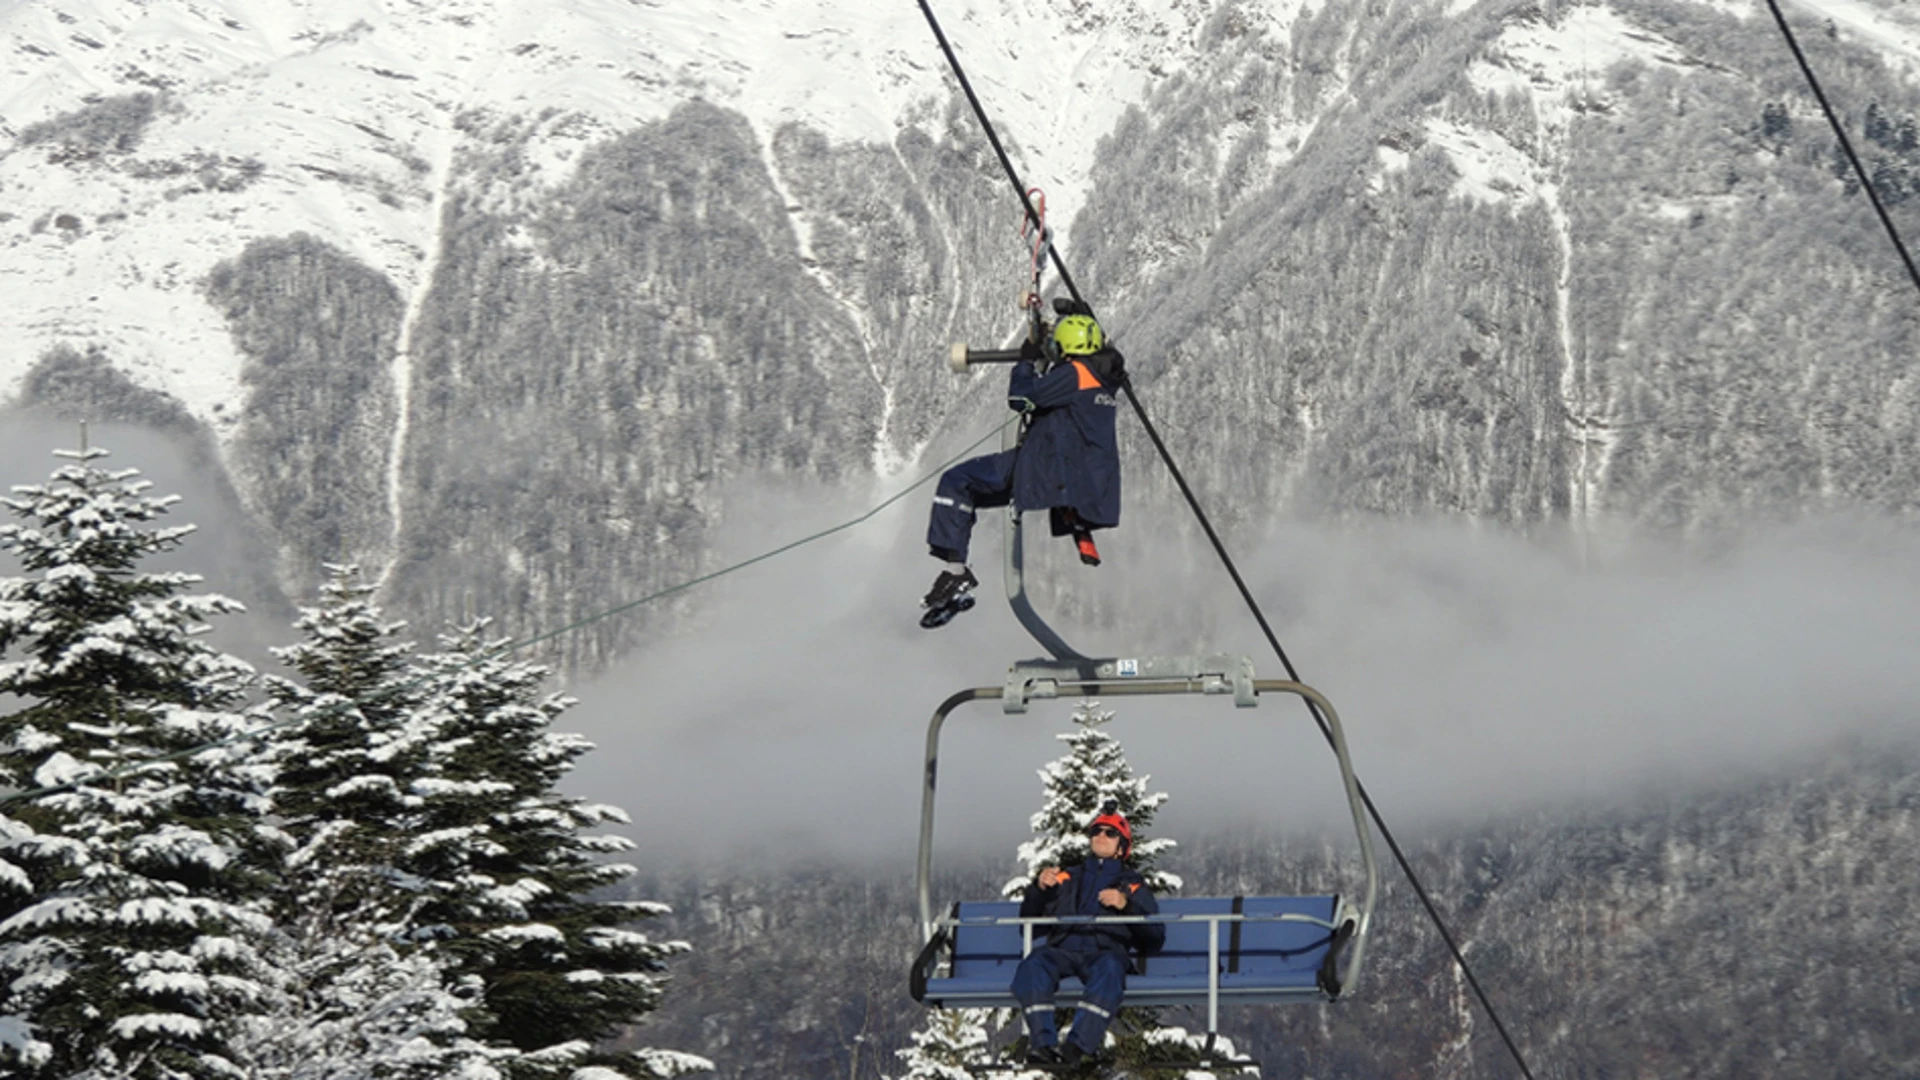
(1086, 803, 1132, 856)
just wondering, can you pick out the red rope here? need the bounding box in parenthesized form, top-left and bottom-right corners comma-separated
(1021, 187, 1049, 310)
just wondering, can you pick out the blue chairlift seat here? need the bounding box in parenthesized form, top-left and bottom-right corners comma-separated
(911, 896, 1356, 1009)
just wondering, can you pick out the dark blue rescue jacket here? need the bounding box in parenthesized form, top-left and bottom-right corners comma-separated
(1007, 348, 1124, 532)
(1018, 856, 1164, 959)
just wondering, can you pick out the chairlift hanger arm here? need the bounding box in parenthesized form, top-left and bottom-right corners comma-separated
(999, 411, 1090, 662)
(941, 331, 1090, 660)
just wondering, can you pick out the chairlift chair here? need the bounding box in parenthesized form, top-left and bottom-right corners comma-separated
(908, 673, 1378, 1073)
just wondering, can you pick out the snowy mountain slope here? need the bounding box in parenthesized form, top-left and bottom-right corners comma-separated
(1072, 0, 1920, 548)
(0, 0, 1231, 426)
(1790, 0, 1920, 69)
(0, 0, 1244, 635)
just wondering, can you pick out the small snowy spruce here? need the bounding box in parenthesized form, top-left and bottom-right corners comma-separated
(1008, 700, 1252, 1078)
(891, 1009, 1013, 1080)
(1004, 699, 1177, 897)
(0, 447, 278, 1079)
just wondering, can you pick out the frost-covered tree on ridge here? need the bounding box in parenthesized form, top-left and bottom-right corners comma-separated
(0, 446, 277, 1079)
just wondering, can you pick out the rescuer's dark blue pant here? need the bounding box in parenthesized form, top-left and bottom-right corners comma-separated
(1011, 946, 1127, 1054)
(927, 450, 1016, 563)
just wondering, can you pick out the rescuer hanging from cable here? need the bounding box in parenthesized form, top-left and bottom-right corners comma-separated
(920, 306, 1124, 628)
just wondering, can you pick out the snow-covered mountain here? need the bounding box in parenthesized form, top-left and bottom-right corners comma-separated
(0, 0, 1228, 425)
(7, 0, 1920, 666)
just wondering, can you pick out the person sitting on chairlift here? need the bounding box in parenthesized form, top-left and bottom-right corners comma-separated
(1012, 802, 1164, 1067)
(922, 307, 1124, 618)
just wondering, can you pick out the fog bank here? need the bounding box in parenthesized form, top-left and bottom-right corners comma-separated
(566, 474, 1920, 866)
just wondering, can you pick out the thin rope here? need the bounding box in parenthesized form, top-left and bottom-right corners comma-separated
(0, 416, 1017, 809)
(912, 2, 1542, 1076)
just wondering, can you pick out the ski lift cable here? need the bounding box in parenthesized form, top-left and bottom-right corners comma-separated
(911, 2, 1542, 1076)
(0, 414, 1019, 811)
(1764, 0, 1920, 297)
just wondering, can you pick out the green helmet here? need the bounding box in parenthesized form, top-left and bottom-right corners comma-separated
(1052, 314, 1104, 356)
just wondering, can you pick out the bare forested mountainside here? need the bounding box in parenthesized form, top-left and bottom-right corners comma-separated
(8, 0, 1920, 665)
(631, 737, 1920, 1080)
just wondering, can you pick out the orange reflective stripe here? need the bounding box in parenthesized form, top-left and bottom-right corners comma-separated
(1128, 883, 1140, 893)
(1072, 360, 1100, 390)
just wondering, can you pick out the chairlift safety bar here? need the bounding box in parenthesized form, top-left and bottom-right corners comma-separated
(933, 908, 1356, 1036)
(937, 912, 1348, 931)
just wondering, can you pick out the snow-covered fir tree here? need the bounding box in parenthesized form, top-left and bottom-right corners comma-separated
(250, 565, 506, 1079)
(262, 571, 705, 1079)
(0, 446, 278, 1079)
(407, 621, 709, 1080)
(1003, 700, 1179, 899)
(264, 564, 436, 922)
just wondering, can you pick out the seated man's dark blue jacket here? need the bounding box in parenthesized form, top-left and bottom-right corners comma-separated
(1018, 855, 1165, 959)
(1006, 347, 1124, 532)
